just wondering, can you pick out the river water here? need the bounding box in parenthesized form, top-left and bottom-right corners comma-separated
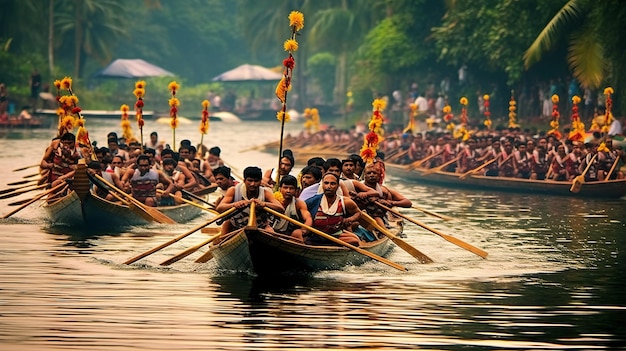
(1, 118, 625, 350)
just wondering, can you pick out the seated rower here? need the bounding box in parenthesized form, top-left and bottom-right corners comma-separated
(215, 166, 284, 235)
(304, 173, 361, 247)
(262, 149, 295, 189)
(40, 132, 79, 188)
(159, 158, 185, 205)
(272, 175, 312, 242)
(129, 155, 174, 207)
(352, 162, 412, 228)
(212, 165, 237, 207)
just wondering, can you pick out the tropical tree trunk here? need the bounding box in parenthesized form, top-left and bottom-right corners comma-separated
(48, 0, 54, 78)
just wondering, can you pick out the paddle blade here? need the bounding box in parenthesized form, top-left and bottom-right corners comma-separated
(6, 179, 36, 186)
(570, 175, 584, 193)
(390, 236, 433, 264)
(160, 235, 220, 266)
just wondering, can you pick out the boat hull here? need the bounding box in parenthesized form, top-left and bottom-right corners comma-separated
(43, 191, 204, 228)
(385, 163, 626, 199)
(209, 220, 399, 275)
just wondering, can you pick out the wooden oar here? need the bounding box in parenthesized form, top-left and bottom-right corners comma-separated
(422, 154, 461, 176)
(459, 156, 499, 180)
(0, 183, 49, 199)
(156, 189, 218, 214)
(409, 149, 444, 169)
(93, 173, 176, 224)
(375, 202, 488, 259)
(571, 154, 597, 193)
(411, 205, 453, 221)
(12, 164, 39, 172)
(22, 172, 40, 179)
(604, 157, 620, 182)
(263, 207, 407, 271)
(360, 211, 433, 263)
(123, 206, 238, 265)
(2, 182, 66, 219)
(6, 179, 37, 186)
(182, 189, 216, 208)
(0, 182, 47, 195)
(160, 234, 220, 266)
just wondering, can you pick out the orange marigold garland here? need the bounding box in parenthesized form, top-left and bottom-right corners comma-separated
(360, 98, 386, 164)
(133, 81, 146, 151)
(273, 10, 304, 189)
(568, 95, 585, 142)
(601, 87, 614, 134)
(483, 94, 492, 130)
(508, 91, 519, 128)
(200, 99, 210, 146)
(168, 81, 180, 150)
(547, 94, 561, 140)
(443, 102, 455, 133)
(120, 104, 134, 143)
(53, 77, 94, 158)
(454, 97, 471, 141)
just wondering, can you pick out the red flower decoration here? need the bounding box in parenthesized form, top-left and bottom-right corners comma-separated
(283, 57, 295, 69)
(71, 107, 82, 114)
(365, 131, 379, 146)
(135, 99, 144, 108)
(361, 148, 375, 160)
(138, 119, 144, 128)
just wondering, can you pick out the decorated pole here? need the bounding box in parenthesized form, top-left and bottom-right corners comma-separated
(274, 10, 304, 189)
(454, 97, 471, 141)
(547, 94, 561, 140)
(508, 90, 519, 129)
(568, 95, 585, 142)
(55, 77, 95, 160)
(403, 103, 417, 134)
(200, 100, 210, 146)
(168, 81, 180, 151)
(360, 99, 386, 179)
(483, 94, 492, 130)
(133, 81, 146, 152)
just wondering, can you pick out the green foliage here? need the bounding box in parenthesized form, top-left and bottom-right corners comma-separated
(307, 52, 336, 102)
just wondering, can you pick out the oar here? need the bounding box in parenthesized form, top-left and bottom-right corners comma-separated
(194, 204, 254, 263)
(22, 172, 40, 179)
(2, 182, 66, 219)
(570, 154, 597, 193)
(182, 188, 216, 208)
(159, 234, 220, 266)
(0, 183, 49, 199)
(93, 173, 176, 224)
(459, 156, 499, 180)
(263, 206, 407, 271)
(123, 206, 238, 265)
(411, 205, 453, 221)
(360, 211, 433, 263)
(6, 179, 37, 186)
(604, 157, 620, 181)
(375, 202, 488, 259)
(386, 149, 410, 163)
(156, 189, 218, 214)
(409, 149, 444, 169)
(12, 164, 39, 172)
(0, 182, 47, 195)
(422, 154, 461, 176)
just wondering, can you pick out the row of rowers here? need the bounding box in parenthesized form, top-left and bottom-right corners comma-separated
(40, 131, 227, 206)
(214, 154, 410, 247)
(394, 134, 625, 181)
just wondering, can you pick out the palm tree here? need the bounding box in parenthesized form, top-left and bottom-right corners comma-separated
(55, 0, 128, 78)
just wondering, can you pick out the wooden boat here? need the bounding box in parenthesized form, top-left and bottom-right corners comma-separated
(385, 163, 626, 199)
(206, 215, 402, 275)
(42, 161, 210, 228)
(0, 116, 50, 129)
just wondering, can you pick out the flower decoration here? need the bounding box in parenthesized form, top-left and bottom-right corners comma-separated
(508, 91, 519, 128)
(52, 76, 93, 157)
(483, 94, 491, 129)
(120, 104, 134, 143)
(602, 87, 614, 134)
(454, 96, 471, 141)
(403, 103, 418, 134)
(568, 95, 585, 142)
(168, 81, 180, 149)
(443, 102, 455, 131)
(199, 100, 210, 146)
(273, 10, 305, 190)
(547, 94, 561, 140)
(273, 190, 284, 203)
(133, 81, 147, 150)
(360, 98, 386, 164)
(303, 107, 320, 133)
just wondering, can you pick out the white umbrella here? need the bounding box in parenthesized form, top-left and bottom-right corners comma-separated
(94, 59, 175, 78)
(212, 64, 282, 82)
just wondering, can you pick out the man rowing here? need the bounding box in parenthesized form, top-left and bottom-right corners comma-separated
(129, 155, 174, 207)
(40, 132, 80, 188)
(272, 175, 312, 242)
(216, 166, 284, 234)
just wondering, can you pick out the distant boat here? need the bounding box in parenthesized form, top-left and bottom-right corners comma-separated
(33, 108, 155, 120)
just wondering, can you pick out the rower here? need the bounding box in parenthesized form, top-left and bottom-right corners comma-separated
(298, 165, 323, 201)
(159, 158, 185, 205)
(262, 149, 295, 189)
(352, 162, 412, 228)
(129, 155, 174, 207)
(206, 146, 225, 170)
(304, 172, 361, 246)
(213, 165, 236, 206)
(215, 166, 284, 235)
(40, 132, 79, 188)
(271, 175, 312, 242)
